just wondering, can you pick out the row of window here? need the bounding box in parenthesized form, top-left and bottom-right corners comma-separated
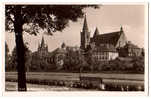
(128, 52, 140, 57)
(94, 52, 108, 56)
(93, 54, 108, 61)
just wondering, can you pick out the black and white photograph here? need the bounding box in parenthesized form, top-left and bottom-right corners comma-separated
(4, 3, 148, 94)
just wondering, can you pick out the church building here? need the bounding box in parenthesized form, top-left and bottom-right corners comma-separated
(80, 15, 142, 61)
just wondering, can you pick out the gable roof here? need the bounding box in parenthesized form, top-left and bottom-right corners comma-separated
(91, 31, 122, 46)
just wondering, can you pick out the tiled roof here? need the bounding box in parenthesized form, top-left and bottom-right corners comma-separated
(91, 31, 122, 46)
(52, 48, 67, 54)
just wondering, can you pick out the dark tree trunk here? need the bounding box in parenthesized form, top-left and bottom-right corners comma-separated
(14, 5, 27, 91)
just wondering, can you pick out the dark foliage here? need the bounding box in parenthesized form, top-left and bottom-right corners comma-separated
(31, 53, 56, 72)
(6, 5, 99, 35)
(7, 43, 32, 71)
(5, 42, 11, 71)
(63, 49, 88, 72)
(101, 57, 144, 73)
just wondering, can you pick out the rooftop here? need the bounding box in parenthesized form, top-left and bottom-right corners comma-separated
(91, 31, 123, 46)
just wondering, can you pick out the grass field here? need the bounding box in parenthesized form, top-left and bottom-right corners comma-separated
(5, 72, 144, 87)
(5, 72, 144, 91)
(5, 72, 144, 90)
(6, 72, 144, 80)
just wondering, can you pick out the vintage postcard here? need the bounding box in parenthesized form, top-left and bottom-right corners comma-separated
(2, 2, 148, 96)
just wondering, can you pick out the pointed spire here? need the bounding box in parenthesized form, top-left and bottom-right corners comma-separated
(120, 25, 123, 32)
(93, 27, 99, 37)
(82, 14, 89, 31)
(61, 42, 66, 48)
(41, 36, 45, 47)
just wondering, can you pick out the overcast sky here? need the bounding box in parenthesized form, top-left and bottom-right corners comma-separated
(6, 4, 145, 53)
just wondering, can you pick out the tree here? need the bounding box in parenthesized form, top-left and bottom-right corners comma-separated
(31, 52, 56, 72)
(5, 42, 9, 57)
(64, 50, 80, 71)
(132, 56, 144, 73)
(5, 42, 11, 71)
(5, 5, 99, 91)
(9, 43, 32, 72)
(63, 49, 88, 72)
(9, 46, 17, 71)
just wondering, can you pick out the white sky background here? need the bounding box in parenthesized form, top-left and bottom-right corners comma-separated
(5, 4, 145, 53)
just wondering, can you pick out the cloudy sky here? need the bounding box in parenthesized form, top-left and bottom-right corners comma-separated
(6, 4, 146, 53)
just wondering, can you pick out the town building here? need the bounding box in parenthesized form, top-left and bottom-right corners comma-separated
(80, 15, 142, 61)
(90, 44, 119, 61)
(31, 36, 53, 70)
(50, 42, 81, 68)
(50, 43, 67, 67)
(118, 41, 143, 57)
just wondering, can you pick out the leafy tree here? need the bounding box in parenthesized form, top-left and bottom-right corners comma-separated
(100, 57, 144, 73)
(31, 52, 56, 72)
(64, 49, 88, 72)
(76, 51, 89, 72)
(64, 50, 80, 71)
(5, 42, 11, 71)
(108, 59, 122, 71)
(5, 42, 9, 57)
(132, 56, 144, 73)
(9, 46, 17, 71)
(5, 5, 99, 91)
(9, 43, 32, 72)
(85, 50, 94, 71)
(85, 50, 101, 72)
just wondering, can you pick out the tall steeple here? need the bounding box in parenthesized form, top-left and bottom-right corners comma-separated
(38, 35, 48, 52)
(93, 27, 99, 37)
(61, 42, 66, 49)
(120, 26, 123, 32)
(41, 36, 45, 47)
(82, 15, 89, 32)
(80, 14, 90, 50)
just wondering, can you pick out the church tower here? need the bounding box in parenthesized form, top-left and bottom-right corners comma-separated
(80, 15, 90, 50)
(93, 27, 99, 38)
(120, 26, 123, 32)
(38, 36, 48, 52)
